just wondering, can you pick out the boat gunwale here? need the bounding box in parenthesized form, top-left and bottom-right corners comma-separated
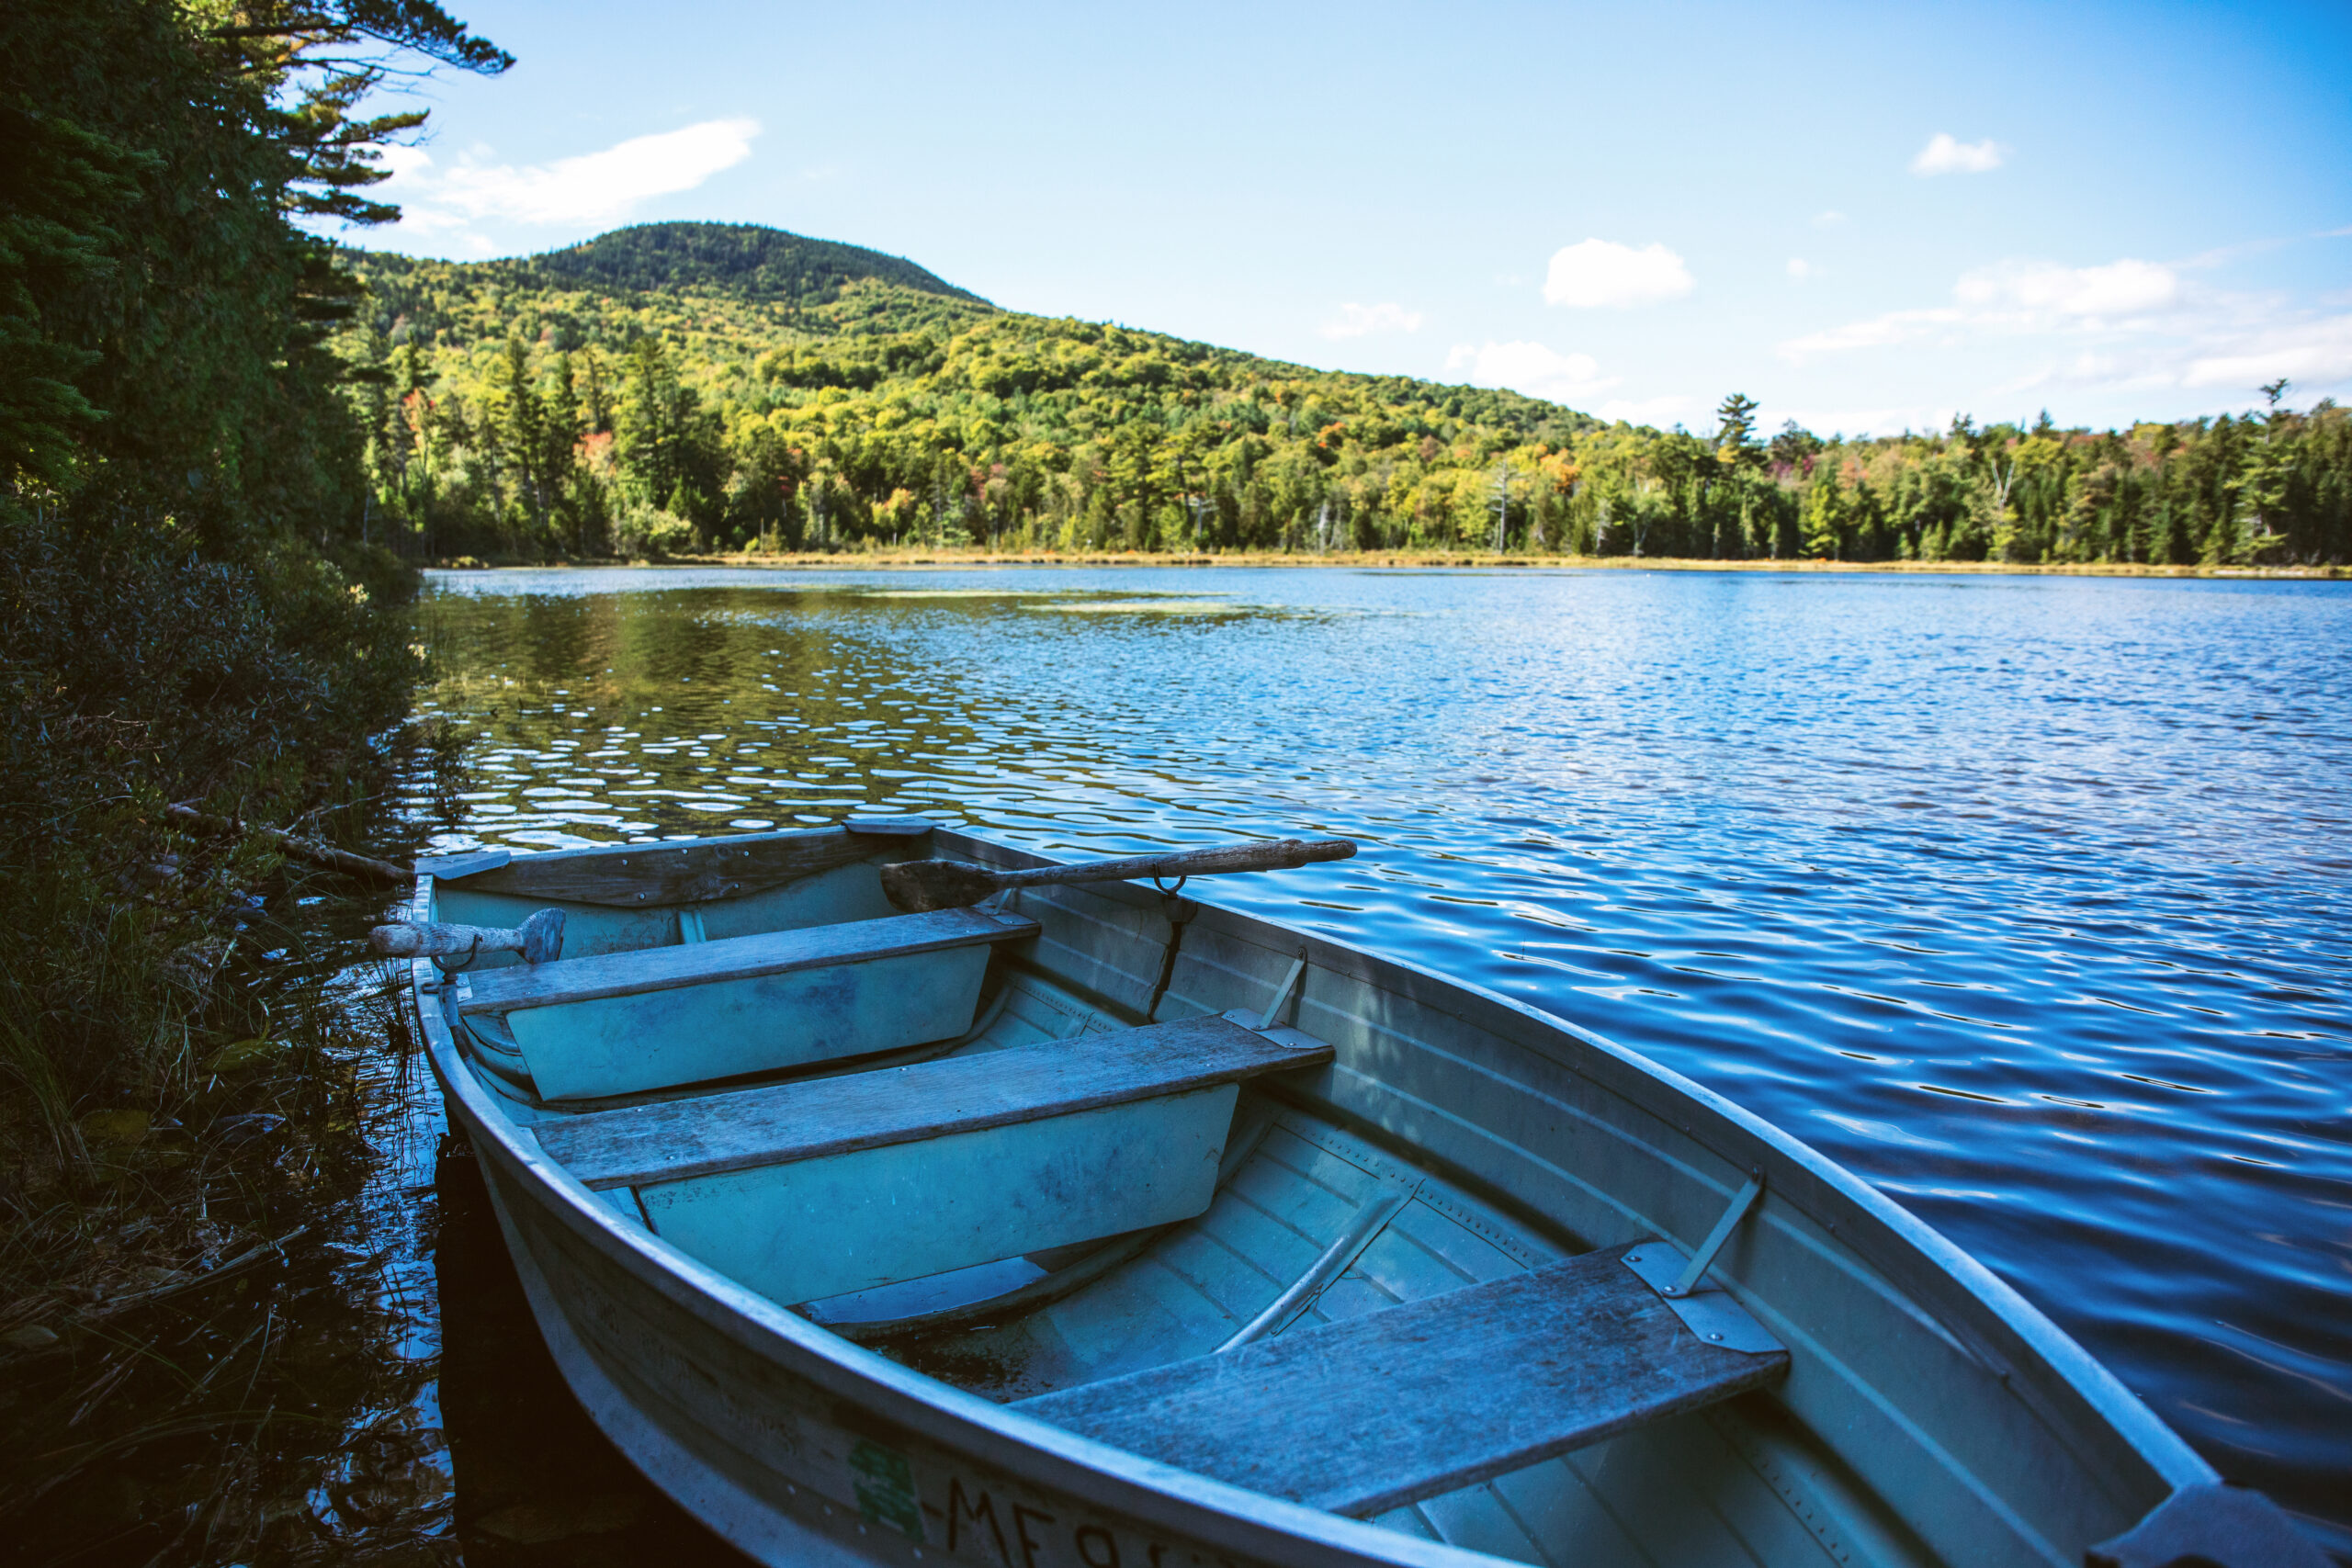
(414, 824, 2214, 1566)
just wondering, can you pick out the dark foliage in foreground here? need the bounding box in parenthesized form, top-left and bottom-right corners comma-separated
(0, 0, 497, 1214)
(1, 0, 506, 1557)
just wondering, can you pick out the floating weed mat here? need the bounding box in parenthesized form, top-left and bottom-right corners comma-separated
(859, 587, 1078, 599)
(1024, 597, 1244, 615)
(0, 865, 458, 1566)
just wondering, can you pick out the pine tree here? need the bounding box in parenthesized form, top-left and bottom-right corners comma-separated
(500, 336, 547, 537)
(1714, 393, 1759, 461)
(1802, 463, 1845, 559)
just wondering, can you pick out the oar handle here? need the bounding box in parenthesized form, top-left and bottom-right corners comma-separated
(997, 837, 1356, 891)
(370, 908, 566, 965)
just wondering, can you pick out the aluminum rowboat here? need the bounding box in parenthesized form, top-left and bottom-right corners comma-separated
(406, 820, 2298, 1568)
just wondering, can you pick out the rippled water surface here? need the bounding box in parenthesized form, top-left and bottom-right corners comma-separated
(413, 565, 2352, 1549)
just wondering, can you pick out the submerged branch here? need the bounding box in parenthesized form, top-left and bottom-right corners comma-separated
(164, 804, 409, 886)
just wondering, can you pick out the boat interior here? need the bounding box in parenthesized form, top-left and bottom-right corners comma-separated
(421, 821, 1988, 1567)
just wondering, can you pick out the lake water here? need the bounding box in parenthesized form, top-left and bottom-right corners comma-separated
(412, 564, 2351, 1552)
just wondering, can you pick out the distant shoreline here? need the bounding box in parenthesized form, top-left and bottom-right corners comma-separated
(427, 550, 2346, 581)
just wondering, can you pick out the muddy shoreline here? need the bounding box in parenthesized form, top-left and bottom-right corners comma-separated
(0, 865, 750, 1565)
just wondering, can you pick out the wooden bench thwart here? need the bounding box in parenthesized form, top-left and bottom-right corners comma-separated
(1012, 1243, 1789, 1518)
(459, 907, 1037, 1016)
(536, 1011, 1333, 1192)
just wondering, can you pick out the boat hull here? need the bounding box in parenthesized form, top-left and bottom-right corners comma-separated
(415, 829, 2214, 1568)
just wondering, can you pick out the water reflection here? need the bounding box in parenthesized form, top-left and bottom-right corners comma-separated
(411, 565, 2351, 1553)
(435, 1145, 747, 1564)
(0, 897, 454, 1565)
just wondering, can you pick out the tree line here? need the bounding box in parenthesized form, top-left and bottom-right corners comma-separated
(343, 229, 2349, 568)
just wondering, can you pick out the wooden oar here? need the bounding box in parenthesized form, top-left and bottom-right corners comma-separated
(881, 838, 1357, 914)
(370, 908, 566, 966)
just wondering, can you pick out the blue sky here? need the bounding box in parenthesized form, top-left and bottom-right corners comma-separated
(345, 1, 2352, 435)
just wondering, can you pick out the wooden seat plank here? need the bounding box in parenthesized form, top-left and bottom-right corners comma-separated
(1012, 1244, 1789, 1517)
(460, 907, 1035, 1017)
(537, 1012, 1331, 1191)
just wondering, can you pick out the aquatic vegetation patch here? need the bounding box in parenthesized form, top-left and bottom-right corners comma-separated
(863, 588, 1079, 600)
(1026, 598, 1246, 615)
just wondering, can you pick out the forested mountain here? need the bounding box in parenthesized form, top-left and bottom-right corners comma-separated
(339, 222, 2350, 567)
(356, 221, 991, 353)
(527, 221, 987, 305)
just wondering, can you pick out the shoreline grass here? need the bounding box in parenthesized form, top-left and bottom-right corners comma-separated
(431, 548, 2347, 581)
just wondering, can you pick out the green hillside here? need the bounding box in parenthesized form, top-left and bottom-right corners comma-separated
(337, 222, 2348, 566)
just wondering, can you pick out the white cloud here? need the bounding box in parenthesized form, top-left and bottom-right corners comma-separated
(1787, 258, 1814, 281)
(1813, 209, 1848, 228)
(2180, 314, 2352, 389)
(1780, 307, 1963, 363)
(1543, 239, 1694, 310)
(1779, 405, 1954, 438)
(1776, 248, 2352, 405)
(1992, 322, 2352, 401)
(1781, 258, 2183, 365)
(1321, 301, 1424, 340)
(1956, 258, 2179, 320)
(1597, 394, 1700, 426)
(383, 118, 761, 238)
(1444, 341, 1618, 404)
(1990, 350, 2201, 402)
(1911, 132, 2007, 175)
(376, 142, 434, 182)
